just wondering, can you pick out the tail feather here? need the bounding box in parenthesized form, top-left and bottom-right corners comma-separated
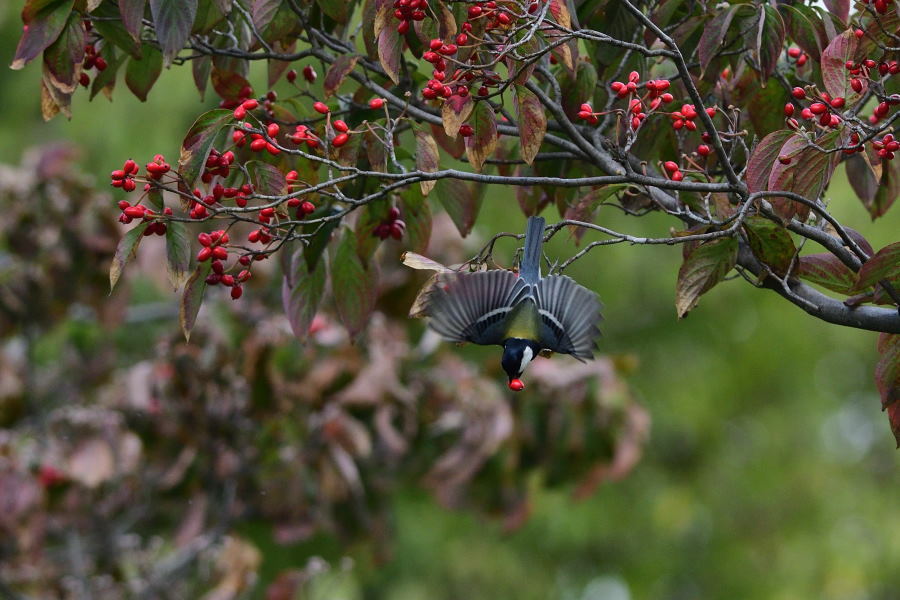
(520, 216, 545, 284)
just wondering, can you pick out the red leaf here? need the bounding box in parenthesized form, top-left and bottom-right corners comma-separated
(463, 101, 498, 172)
(821, 29, 865, 101)
(110, 222, 150, 291)
(210, 66, 251, 102)
(324, 55, 359, 98)
(11, 0, 76, 70)
(754, 5, 785, 81)
(375, 4, 402, 84)
(796, 253, 856, 295)
(745, 130, 795, 194)
(414, 129, 440, 196)
(823, 0, 850, 24)
(119, 0, 146, 40)
(441, 93, 474, 138)
(513, 85, 546, 166)
(855, 242, 900, 292)
(766, 131, 841, 221)
(430, 123, 465, 159)
(547, 0, 571, 29)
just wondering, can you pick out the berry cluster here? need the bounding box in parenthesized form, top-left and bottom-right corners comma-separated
(786, 87, 843, 129)
(285, 170, 317, 216)
(670, 103, 713, 131)
(872, 133, 900, 161)
(466, 1, 514, 28)
(197, 230, 250, 300)
(110, 158, 139, 192)
(576, 103, 599, 125)
(608, 73, 675, 130)
(392, 0, 429, 34)
(373, 206, 406, 240)
(79, 43, 107, 88)
(663, 160, 685, 182)
(786, 46, 808, 68)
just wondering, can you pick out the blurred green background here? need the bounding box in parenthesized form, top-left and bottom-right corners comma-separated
(3, 3, 899, 598)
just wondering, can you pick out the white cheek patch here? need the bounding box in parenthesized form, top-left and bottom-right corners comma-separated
(518, 346, 534, 375)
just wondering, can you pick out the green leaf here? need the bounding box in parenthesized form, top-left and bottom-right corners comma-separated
(514, 85, 547, 166)
(251, 0, 281, 31)
(754, 5, 785, 81)
(125, 44, 163, 101)
(675, 237, 738, 318)
(42, 11, 83, 93)
(150, 0, 198, 64)
(110, 222, 150, 291)
(400, 188, 432, 254)
(11, 0, 75, 70)
(464, 101, 498, 172)
(796, 253, 856, 295)
(192, 54, 211, 99)
(247, 160, 287, 196)
(435, 178, 485, 238)
(165, 220, 191, 290)
(179, 261, 212, 341)
(779, 4, 826, 62)
(560, 60, 598, 120)
(282, 247, 327, 341)
(331, 229, 378, 336)
(855, 242, 900, 292)
(177, 108, 233, 189)
(697, 4, 751, 75)
(316, 0, 353, 23)
(875, 333, 900, 446)
(742, 216, 796, 276)
(414, 129, 440, 196)
(356, 201, 390, 261)
(303, 206, 342, 272)
(92, 2, 143, 58)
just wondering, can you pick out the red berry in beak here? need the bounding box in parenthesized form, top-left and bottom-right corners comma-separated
(508, 379, 525, 391)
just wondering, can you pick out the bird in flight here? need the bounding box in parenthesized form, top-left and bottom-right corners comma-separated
(417, 216, 603, 391)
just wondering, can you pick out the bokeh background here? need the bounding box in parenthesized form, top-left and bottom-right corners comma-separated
(1, 3, 899, 598)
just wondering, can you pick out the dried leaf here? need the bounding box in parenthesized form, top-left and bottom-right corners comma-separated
(324, 55, 359, 98)
(414, 129, 440, 196)
(464, 101, 498, 172)
(513, 85, 546, 166)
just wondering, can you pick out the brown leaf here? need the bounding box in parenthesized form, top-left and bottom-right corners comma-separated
(324, 55, 359, 98)
(513, 85, 546, 166)
(414, 129, 440, 195)
(441, 94, 474, 138)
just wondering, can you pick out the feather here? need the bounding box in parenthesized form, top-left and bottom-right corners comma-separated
(519, 216, 545, 284)
(421, 270, 528, 345)
(533, 275, 602, 359)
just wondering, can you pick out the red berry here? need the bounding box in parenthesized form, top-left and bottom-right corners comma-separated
(508, 378, 525, 391)
(697, 144, 711, 156)
(459, 124, 474, 137)
(778, 155, 791, 165)
(313, 101, 330, 114)
(197, 247, 213, 262)
(369, 97, 385, 109)
(332, 133, 350, 147)
(303, 65, 317, 83)
(198, 232, 212, 246)
(286, 69, 297, 83)
(784, 103, 795, 117)
(663, 160, 679, 173)
(231, 285, 243, 300)
(213, 246, 229, 260)
(333, 119, 349, 133)
(791, 87, 806, 99)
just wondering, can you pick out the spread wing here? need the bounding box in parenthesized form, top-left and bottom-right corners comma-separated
(533, 275, 602, 359)
(420, 270, 528, 345)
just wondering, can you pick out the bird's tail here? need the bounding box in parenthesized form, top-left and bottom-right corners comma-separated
(519, 216, 545, 284)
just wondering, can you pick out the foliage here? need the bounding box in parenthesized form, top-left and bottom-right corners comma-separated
(5, 0, 900, 595)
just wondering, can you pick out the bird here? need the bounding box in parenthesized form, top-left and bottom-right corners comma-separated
(417, 216, 603, 391)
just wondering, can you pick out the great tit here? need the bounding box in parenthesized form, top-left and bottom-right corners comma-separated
(420, 216, 602, 391)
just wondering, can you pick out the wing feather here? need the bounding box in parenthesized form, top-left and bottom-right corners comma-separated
(420, 270, 527, 345)
(534, 275, 602, 359)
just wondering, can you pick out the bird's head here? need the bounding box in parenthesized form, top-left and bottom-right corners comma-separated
(501, 338, 540, 391)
